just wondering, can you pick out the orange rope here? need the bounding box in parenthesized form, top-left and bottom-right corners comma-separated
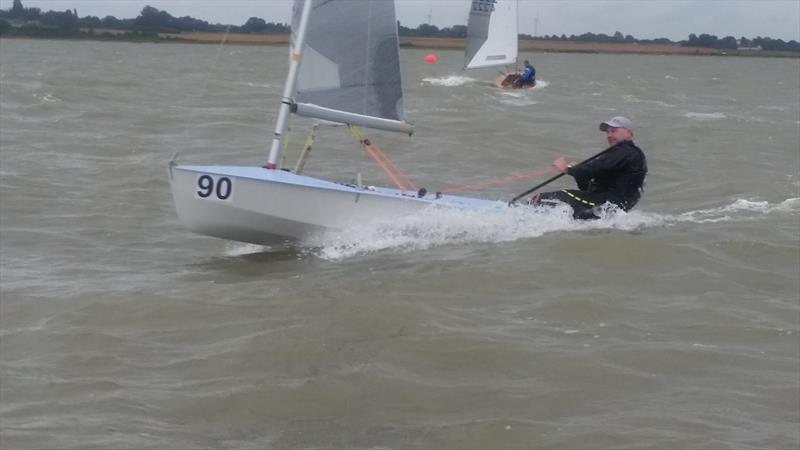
(349, 126, 554, 196)
(363, 143, 410, 191)
(440, 168, 558, 194)
(349, 125, 417, 192)
(363, 142, 418, 191)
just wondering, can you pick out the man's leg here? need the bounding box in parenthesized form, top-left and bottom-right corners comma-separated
(531, 190, 598, 219)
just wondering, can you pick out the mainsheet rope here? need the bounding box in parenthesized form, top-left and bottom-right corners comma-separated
(347, 127, 557, 195)
(439, 168, 558, 194)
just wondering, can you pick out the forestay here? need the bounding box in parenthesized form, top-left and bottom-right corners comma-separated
(291, 0, 413, 135)
(464, 0, 518, 69)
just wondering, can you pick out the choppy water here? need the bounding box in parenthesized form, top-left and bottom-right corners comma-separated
(1, 39, 798, 449)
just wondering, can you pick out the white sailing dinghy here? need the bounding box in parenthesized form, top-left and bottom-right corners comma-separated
(169, 0, 504, 245)
(463, 0, 528, 89)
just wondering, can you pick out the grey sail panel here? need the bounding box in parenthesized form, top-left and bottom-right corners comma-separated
(292, 0, 410, 132)
(465, 2, 491, 68)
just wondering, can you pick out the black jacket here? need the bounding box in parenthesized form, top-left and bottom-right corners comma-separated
(566, 140, 647, 210)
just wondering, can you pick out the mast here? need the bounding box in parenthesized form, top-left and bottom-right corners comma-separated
(266, 0, 313, 169)
(515, 0, 519, 68)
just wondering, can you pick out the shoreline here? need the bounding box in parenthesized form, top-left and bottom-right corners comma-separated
(3, 32, 797, 58)
(168, 33, 800, 58)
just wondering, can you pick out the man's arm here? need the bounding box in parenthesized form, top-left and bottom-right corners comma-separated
(568, 149, 625, 180)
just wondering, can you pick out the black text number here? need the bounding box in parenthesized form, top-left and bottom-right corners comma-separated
(196, 175, 232, 200)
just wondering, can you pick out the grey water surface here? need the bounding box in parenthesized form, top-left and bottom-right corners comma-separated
(1, 39, 799, 449)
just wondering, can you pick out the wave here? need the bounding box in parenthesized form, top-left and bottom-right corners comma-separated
(35, 92, 62, 104)
(623, 94, 676, 108)
(530, 79, 549, 90)
(312, 198, 799, 260)
(223, 198, 798, 260)
(684, 112, 726, 120)
(673, 198, 799, 223)
(421, 75, 477, 87)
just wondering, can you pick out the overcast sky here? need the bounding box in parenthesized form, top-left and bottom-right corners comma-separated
(5, 0, 799, 41)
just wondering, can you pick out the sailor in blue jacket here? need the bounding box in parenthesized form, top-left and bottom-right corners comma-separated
(515, 60, 536, 87)
(531, 116, 647, 219)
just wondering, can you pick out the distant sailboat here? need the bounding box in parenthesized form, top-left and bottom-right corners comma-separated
(464, 0, 531, 89)
(168, 0, 503, 246)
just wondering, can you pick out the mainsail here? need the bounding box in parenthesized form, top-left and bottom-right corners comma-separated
(169, 0, 507, 247)
(291, 0, 412, 135)
(464, 0, 518, 69)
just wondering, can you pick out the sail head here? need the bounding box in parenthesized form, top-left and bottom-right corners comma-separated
(292, 0, 412, 134)
(464, 0, 518, 69)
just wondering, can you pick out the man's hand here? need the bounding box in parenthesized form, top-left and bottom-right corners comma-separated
(553, 157, 570, 174)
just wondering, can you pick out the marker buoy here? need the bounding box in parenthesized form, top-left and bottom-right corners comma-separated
(424, 54, 437, 64)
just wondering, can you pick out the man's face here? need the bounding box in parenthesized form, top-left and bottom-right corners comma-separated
(605, 127, 633, 146)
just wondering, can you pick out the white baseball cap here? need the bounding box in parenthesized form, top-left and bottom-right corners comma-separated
(599, 116, 633, 131)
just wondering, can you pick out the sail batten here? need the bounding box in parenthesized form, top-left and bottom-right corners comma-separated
(292, 0, 411, 133)
(464, 0, 518, 69)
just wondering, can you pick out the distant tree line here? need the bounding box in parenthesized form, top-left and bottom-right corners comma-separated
(1, 0, 798, 52)
(528, 31, 673, 45)
(398, 22, 467, 38)
(0, 1, 289, 36)
(526, 30, 799, 51)
(683, 33, 799, 51)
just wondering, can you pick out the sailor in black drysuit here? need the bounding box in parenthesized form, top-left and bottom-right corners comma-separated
(531, 116, 647, 219)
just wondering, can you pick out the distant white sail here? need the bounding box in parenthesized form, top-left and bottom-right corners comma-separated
(292, 0, 413, 135)
(464, 0, 518, 69)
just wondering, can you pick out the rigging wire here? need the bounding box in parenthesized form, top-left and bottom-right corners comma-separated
(166, 26, 232, 179)
(361, 0, 373, 132)
(178, 25, 232, 144)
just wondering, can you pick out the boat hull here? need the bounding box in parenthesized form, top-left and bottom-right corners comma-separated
(495, 73, 536, 90)
(169, 164, 504, 245)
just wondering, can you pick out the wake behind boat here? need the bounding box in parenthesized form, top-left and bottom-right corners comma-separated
(169, 0, 506, 246)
